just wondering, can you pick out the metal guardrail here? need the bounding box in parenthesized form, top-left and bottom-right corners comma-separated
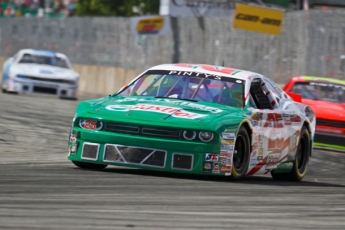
(0, 9, 344, 84)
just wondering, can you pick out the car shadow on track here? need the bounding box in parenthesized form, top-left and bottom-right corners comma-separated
(73, 166, 345, 188)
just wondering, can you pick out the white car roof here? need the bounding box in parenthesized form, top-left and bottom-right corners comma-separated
(18, 49, 68, 59)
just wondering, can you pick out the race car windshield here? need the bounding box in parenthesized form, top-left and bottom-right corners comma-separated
(18, 54, 70, 69)
(291, 82, 345, 103)
(117, 70, 245, 108)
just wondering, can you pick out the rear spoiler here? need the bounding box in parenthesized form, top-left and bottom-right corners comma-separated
(286, 92, 302, 103)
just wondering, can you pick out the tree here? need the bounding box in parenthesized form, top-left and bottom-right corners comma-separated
(76, 0, 160, 17)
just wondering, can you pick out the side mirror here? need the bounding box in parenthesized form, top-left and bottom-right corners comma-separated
(286, 91, 302, 103)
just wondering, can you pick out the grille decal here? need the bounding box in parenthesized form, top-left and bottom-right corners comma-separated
(103, 144, 166, 168)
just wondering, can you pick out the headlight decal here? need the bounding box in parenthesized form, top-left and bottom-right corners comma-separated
(199, 131, 214, 142)
(79, 119, 103, 131)
(182, 130, 216, 142)
(182, 130, 196, 140)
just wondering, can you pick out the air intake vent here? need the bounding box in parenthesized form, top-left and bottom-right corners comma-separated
(103, 144, 166, 168)
(172, 153, 193, 170)
(81, 143, 99, 160)
(105, 124, 139, 134)
(142, 128, 180, 138)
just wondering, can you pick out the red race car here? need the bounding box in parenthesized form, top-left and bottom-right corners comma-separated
(283, 76, 345, 150)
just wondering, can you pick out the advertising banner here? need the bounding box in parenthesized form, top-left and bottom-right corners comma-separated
(131, 15, 171, 36)
(233, 3, 284, 35)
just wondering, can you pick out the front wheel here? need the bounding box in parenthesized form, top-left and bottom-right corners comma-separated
(271, 126, 310, 182)
(72, 161, 108, 170)
(1, 84, 6, 93)
(231, 126, 250, 180)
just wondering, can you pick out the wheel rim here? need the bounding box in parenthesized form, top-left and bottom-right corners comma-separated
(234, 135, 246, 170)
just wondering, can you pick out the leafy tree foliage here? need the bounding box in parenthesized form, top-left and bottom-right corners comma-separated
(76, 0, 160, 17)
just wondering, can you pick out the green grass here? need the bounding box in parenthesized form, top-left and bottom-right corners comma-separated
(314, 142, 345, 150)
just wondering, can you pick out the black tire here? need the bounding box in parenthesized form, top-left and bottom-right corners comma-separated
(231, 126, 250, 180)
(72, 161, 108, 170)
(2, 87, 6, 93)
(271, 126, 310, 182)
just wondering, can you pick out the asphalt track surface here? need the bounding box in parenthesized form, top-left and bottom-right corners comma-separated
(0, 92, 344, 230)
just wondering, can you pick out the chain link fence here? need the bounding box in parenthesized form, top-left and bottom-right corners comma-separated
(0, 8, 345, 84)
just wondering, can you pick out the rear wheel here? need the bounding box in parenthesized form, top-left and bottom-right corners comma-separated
(231, 126, 250, 180)
(271, 126, 310, 182)
(72, 161, 108, 170)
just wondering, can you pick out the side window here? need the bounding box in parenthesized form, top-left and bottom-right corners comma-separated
(250, 78, 273, 109)
(264, 77, 284, 98)
(248, 95, 257, 109)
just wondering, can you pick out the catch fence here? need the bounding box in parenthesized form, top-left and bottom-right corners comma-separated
(0, 9, 345, 84)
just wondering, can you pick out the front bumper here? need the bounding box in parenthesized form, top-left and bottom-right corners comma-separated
(6, 78, 77, 98)
(68, 128, 233, 176)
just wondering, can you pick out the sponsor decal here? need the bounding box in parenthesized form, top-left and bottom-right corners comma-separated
(288, 134, 297, 152)
(252, 112, 262, 120)
(178, 101, 223, 113)
(114, 98, 223, 113)
(229, 145, 234, 152)
(222, 132, 235, 140)
(220, 166, 231, 173)
(172, 64, 239, 76)
(221, 144, 234, 152)
(251, 120, 259, 126)
(251, 150, 257, 158)
(212, 162, 220, 173)
(250, 159, 257, 167)
(220, 152, 230, 157)
(220, 157, 231, 166)
(71, 144, 76, 153)
(205, 153, 219, 162)
(316, 127, 343, 135)
(106, 104, 206, 119)
(40, 70, 53, 74)
(221, 139, 234, 145)
(257, 147, 263, 161)
(265, 152, 281, 169)
(203, 161, 212, 173)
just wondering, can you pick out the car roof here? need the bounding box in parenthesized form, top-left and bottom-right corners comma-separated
(148, 63, 262, 81)
(293, 75, 345, 85)
(19, 49, 67, 59)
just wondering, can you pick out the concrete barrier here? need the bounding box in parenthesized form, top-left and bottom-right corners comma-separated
(73, 64, 143, 97)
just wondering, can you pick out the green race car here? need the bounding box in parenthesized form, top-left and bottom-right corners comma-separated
(68, 63, 316, 181)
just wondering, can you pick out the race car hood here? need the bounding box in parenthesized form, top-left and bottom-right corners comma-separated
(85, 96, 241, 126)
(302, 99, 345, 121)
(12, 63, 77, 79)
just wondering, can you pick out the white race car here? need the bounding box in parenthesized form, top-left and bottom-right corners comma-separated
(1, 49, 79, 99)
